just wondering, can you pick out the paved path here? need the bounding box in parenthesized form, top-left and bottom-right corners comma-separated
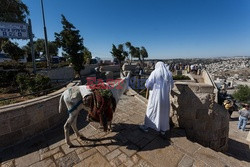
(0, 90, 249, 167)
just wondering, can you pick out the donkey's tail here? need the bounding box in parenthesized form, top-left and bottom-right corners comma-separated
(59, 92, 64, 113)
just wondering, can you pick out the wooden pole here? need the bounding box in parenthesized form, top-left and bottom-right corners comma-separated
(28, 19, 36, 74)
(146, 88, 149, 99)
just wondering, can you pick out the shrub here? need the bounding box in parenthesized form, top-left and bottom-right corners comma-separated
(0, 61, 26, 70)
(0, 70, 19, 87)
(233, 85, 250, 103)
(16, 73, 30, 94)
(16, 74, 51, 95)
(32, 74, 51, 93)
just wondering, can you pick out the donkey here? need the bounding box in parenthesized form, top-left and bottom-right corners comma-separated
(59, 72, 131, 147)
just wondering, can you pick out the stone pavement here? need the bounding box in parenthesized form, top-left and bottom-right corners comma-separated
(0, 90, 249, 167)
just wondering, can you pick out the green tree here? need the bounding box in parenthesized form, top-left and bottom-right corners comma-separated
(23, 39, 58, 61)
(35, 39, 58, 57)
(125, 42, 149, 66)
(110, 44, 128, 70)
(0, 0, 29, 51)
(140, 46, 148, 66)
(129, 46, 142, 65)
(83, 47, 92, 64)
(125, 42, 132, 64)
(22, 42, 40, 62)
(0, 0, 29, 23)
(233, 85, 250, 103)
(2, 40, 25, 61)
(55, 15, 84, 76)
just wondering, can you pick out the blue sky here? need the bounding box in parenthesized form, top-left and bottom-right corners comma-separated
(18, 0, 250, 59)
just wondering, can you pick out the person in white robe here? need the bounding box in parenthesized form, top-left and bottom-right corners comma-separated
(140, 61, 174, 135)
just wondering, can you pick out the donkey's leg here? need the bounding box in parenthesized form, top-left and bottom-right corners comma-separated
(64, 114, 74, 147)
(71, 109, 83, 138)
(108, 121, 112, 131)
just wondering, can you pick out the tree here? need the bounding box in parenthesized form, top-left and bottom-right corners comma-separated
(129, 46, 142, 65)
(140, 46, 148, 66)
(55, 15, 84, 76)
(233, 85, 250, 103)
(0, 0, 29, 23)
(125, 42, 132, 64)
(23, 39, 58, 61)
(83, 47, 92, 64)
(2, 40, 25, 61)
(0, 0, 29, 51)
(35, 39, 58, 57)
(110, 44, 128, 70)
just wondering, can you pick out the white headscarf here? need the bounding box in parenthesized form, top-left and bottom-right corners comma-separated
(154, 61, 171, 81)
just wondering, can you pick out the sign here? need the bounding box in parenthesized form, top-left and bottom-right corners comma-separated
(0, 22, 29, 39)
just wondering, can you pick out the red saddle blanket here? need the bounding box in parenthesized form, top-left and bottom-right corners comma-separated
(83, 86, 116, 123)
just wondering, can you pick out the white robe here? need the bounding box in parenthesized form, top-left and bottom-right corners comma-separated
(144, 63, 174, 132)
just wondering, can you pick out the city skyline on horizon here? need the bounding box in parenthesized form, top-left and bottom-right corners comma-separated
(15, 0, 250, 60)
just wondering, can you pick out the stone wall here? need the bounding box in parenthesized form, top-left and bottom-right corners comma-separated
(170, 82, 229, 152)
(0, 82, 78, 149)
(100, 65, 120, 78)
(81, 64, 99, 76)
(37, 66, 74, 80)
(201, 69, 219, 103)
(37, 65, 99, 80)
(202, 69, 213, 86)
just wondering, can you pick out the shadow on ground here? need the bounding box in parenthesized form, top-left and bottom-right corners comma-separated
(226, 138, 250, 163)
(0, 110, 88, 162)
(0, 113, 184, 163)
(75, 122, 173, 151)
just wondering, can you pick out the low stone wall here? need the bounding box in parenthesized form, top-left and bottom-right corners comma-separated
(37, 65, 99, 80)
(122, 64, 137, 71)
(38, 66, 74, 80)
(81, 64, 99, 76)
(170, 82, 229, 151)
(202, 70, 213, 86)
(0, 82, 78, 149)
(201, 69, 219, 103)
(101, 65, 120, 72)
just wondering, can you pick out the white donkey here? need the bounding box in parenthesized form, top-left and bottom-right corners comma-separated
(59, 72, 131, 147)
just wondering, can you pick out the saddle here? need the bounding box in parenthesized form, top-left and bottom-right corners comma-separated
(83, 86, 116, 123)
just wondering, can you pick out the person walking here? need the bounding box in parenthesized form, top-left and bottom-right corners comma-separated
(238, 104, 250, 131)
(140, 61, 174, 137)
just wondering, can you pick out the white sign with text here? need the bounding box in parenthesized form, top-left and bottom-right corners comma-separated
(0, 22, 29, 39)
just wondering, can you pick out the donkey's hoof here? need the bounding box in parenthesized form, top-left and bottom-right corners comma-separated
(68, 145, 74, 148)
(78, 135, 86, 140)
(67, 143, 73, 148)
